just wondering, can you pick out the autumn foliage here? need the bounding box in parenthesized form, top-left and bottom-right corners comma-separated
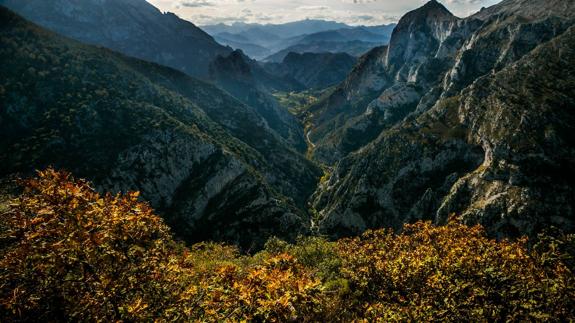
(1, 169, 574, 321)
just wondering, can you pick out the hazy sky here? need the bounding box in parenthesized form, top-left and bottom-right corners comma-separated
(148, 0, 502, 26)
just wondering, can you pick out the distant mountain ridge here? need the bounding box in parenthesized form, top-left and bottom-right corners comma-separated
(263, 40, 382, 63)
(204, 19, 396, 60)
(203, 19, 350, 39)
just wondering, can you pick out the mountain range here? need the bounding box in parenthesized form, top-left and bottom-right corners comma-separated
(1, 0, 575, 250)
(204, 20, 396, 60)
(0, 0, 363, 152)
(262, 52, 358, 90)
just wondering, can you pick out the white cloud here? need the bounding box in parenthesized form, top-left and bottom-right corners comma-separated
(148, 0, 502, 26)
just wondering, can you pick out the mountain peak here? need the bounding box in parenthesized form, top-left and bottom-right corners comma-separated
(400, 0, 456, 23)
(390, 0, 458, 41)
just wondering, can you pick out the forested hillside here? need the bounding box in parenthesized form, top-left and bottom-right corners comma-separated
(0, 6, 320, 249)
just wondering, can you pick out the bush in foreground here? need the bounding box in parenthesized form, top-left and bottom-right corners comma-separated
(1, 169, 573, 321)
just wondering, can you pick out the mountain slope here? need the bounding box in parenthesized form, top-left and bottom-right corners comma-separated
(473, 0, 575, 21)
(208, 50, 308, 151)
(0, 7, 321, 249)
(262, 52, 357, 89)
(0, 0, 232, 79)
(314, 25, 575, 238)
(307, 0, 573, 163)
(309, 0, 575, 238)
(0, 0, 312, 153)
(306, 0, 462, 163)
(263, 40, 382, 63)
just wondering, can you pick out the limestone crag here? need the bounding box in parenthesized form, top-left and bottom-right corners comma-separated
(310, 0, 575, 239)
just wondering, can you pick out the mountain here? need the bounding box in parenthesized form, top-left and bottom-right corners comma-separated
(214, 33, 272, 59)
(287, 26, 394, 45)
(0, 6, 321, 249)
(262, 25, 395, 62)
(262, 52, 357, 90)
(208, 50, 308, 151)
(202, 19, 350, 39)
(306, 0, 462, 163)
(472, 0, 575, 21)
(0, 0, 232, 79)
(264, 40, 382, 63)
(204, 20, 396, 61)
(307, 0, 575, 239)
(1, 0, 312, 153)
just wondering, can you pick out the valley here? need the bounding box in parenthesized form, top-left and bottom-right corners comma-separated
(1, 0, 574, 248)
(1, 0, 575, 319)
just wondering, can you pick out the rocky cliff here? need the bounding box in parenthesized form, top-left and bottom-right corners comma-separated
(310, 0, 575, 239)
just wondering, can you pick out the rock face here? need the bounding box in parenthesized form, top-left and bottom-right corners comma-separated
(262, 52, 357, 90)
(310, 0, 575, 239)
(0, 7, 320, 249)
(306, 0, 465, 164)
(0, 0, 232, 79)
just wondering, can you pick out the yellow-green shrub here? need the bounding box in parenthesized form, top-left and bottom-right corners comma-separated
(1, 169, 574, 321)
(337, 221, 575, 321)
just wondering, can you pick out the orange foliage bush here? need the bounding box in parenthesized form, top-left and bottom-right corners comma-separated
(0, 169, 322, 322)
(337, 222, 575, 321)
(1, 169, 574, 321)
(0, 169, 190, 321)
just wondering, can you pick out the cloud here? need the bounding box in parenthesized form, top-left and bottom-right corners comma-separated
(175, 0, 214, 8)
(296, 5, 331, 11)
(340, 0, 379, 3)
(150, 0, 502, 26)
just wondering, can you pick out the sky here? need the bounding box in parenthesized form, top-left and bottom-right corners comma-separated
(147, 0, 502, 26)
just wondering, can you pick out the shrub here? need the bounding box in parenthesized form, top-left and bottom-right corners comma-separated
(0, 169, 323, 322)
(337, 221, 575, 321)
(1, 169, 574, 321)
(0, 168, 192, 321)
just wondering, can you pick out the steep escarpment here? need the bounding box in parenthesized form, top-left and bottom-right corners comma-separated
(305, 45, 390, 163)
(436, 27, 575, 236)
(307, 0, 463, 164)
(0, 7, 320, 249)
(310, 0, 575, 239)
